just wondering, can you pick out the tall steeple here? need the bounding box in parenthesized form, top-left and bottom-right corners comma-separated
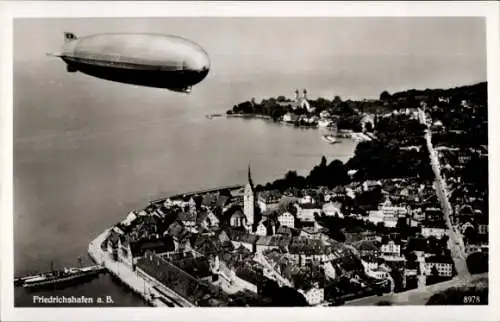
(244, 163, 256, 229)
(248, 163, 254, 190)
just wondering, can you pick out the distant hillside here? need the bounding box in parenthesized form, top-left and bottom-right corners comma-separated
(382, 82, 487, 106)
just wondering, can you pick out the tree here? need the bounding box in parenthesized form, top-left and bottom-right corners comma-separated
(272, 286, 309, 306)
(463, 226, 477, 243)
(379, 91, 391, 101)
(466, 252, 488, 274)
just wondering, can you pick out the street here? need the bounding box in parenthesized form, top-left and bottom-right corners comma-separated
(419, 108, 470, 278)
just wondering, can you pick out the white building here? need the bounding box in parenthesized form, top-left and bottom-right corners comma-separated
(367, 210, 397, 228)
(121, 211, 138, 226)
(324, 262, 337, 280)
(379, 205, 408, 217)
(319, 110, 330, 119)
(277, 212, 295, 228)
(366, 266, 391, 280)
(381, 241, 401, 257)
(363, 180, 382, 191)
(421, 227, 447, 238)
(361, 259, 378, 271)
(425, 261, 453, 277)
(322, 202, 343, 218)
(258, 190, 281, 213)
(283, 112, 293, 123)
(256, 221, 267, 236)
(296, 204, 321, 222)
(299, 195, 316, 205)
(405, 268, 418, 277)
(298, 285, 324, 306)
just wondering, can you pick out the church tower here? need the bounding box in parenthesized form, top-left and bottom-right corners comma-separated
(243, 164, 256, 229)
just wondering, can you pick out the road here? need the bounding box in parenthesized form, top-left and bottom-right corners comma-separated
(418, 108, 470, 279)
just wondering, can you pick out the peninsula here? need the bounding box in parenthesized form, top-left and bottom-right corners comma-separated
(89, 82, 488, 307)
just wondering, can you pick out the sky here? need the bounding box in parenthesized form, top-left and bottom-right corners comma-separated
(14, 17, 486, 100)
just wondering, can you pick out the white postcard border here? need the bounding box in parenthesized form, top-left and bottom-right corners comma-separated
(1, 1, 499, 321)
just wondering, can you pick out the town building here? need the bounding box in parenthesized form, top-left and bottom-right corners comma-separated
(255, 235, 291, 254)
(282, 112, 298, 123)
(227, 230, 258, 253)
(363, 180, 382, 192)
(366, 265, 391, 280)
(354, 240, 380, 257)
(322, 202, 343, 217)
(367, 210, 397, 228)
(425, 256, 454, 277)
(258, 190, 281, 212)
(288, 238, 329, 266)
(255, 221, 267, 236)
(380, 240, 401, 257)
(277, 211, 295, 228)
(378, 198, 408, 217)
(229, 210, 248, 228)
(298, 284, 324, 306)
(176, 212, 198, 232)
(478, 223, 488, 235)
(295, 203, 321, 222)
(421, 221, 447, 238)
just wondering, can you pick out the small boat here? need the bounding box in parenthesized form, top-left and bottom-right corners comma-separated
(322, 135, 339, 144)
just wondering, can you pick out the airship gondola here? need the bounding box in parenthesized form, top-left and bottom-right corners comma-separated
(48, 32, 210, 93)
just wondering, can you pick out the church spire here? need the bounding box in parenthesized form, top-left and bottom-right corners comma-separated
(248, 163, 254, 188)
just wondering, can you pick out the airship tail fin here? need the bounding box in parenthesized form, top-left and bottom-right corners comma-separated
(64, 32, 78, 42)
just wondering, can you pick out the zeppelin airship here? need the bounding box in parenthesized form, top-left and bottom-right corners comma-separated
(48, 32, 210, 93)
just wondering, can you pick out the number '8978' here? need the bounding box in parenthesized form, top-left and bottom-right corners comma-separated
(463, 296, 480, 304)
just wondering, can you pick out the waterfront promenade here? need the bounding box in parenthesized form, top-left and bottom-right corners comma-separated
(87, 230, 175, 307)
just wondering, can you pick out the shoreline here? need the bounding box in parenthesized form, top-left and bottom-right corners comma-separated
(219, 113, 374, 142)
(88, 229, 175, 307)
(224, 113, 273, 120)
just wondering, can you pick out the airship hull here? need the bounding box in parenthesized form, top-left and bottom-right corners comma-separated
(62, 56, 209, 91)
(54, 33, 210, 92)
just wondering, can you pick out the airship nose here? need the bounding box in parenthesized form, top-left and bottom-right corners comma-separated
(184, 48, 210, 73)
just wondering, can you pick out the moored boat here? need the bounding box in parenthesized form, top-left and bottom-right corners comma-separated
(16, 260, 105, 289)
(321, 134, 339, 144)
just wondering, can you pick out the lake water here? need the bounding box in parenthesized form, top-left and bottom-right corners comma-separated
(13, 61, 356, 306)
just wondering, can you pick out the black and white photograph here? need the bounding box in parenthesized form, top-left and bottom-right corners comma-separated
(1, 1, 499, 321)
